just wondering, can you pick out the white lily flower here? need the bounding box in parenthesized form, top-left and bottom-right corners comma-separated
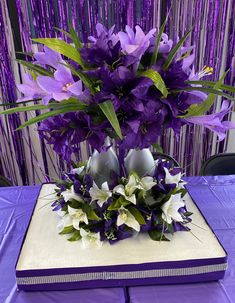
(68, 206, 88, 230)
(114, 175, 139, 204)
(89, 181, 112, 207)
(56, 214, 72, 233)
(61, 185, 83, 203)
(161, 193, 185, 224)
(80, 228, 103, 248)
(139, 176, 157, 191)
(117, 206, 140, 232)
(164, 167, 182, 185)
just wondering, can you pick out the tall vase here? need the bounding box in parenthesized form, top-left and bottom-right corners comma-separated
(124, 148, 155, 177)
(88, 138, 120, 187)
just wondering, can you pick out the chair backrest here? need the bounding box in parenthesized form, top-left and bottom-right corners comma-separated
(200, 153, 235, 176)
(152, 152, 180, 167)
(0, 176, 12, 187)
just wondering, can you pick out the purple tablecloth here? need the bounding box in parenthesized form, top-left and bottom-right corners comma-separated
(1, 176, 235, 303)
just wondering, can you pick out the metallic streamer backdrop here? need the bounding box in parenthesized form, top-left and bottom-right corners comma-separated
(0, 0, 234, 184)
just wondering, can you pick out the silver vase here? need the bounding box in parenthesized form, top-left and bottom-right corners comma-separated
(124, 148, 155, 177)
(88, 138, 120, 187)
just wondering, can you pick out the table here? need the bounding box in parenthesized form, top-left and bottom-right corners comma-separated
(1, 176, 235, 303)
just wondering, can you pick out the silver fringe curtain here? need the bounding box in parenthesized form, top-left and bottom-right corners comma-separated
(0, 0, 234, 185)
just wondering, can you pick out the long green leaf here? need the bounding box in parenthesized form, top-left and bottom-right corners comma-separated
(32, 38, 85, 69)
(69, 23, 83, 49)
(17, 60, 53, 76)
(163, 29, 191, 71)
(128, 206, 146, 225)
(16, 104, 86, 130)
(1, 98, 87, 115)
(0, 99, 41, 107)
(150, 17, 168, 65)
(141, 69, 168, 98)
(173, 86, 234, 101)
(186, 80, 235, 93)
(182, 71, 229, 117)
(53, 27, 71, 38)
(68, 231, 81, 241)
(99, 101, 123, 139)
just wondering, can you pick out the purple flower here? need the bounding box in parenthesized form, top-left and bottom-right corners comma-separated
(118, 25, 156, 58)
(149, 33, 173, 54)
(184, 100, 235, 140)
(88, 23, 119, 46)
(37, 65, 83, 102)
(16, 73, 51, 104)
(34, 46, 63, 69)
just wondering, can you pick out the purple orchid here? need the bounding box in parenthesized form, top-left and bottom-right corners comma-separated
(16, 73, 52, 104)
(118, 25, 156, 58)
(34, 46, 63, 69)
(184, 100, 235, 141)
(37, 65, 83, 102)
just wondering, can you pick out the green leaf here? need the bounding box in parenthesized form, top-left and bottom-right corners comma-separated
(15, 103, 86, 130)
(0, 99, 41, 107)
(59, 225, 75, 235)
(183, 211, 193, 217)
(167, 223, 174, 235)
(186, 80, 235, 93)
(1, 98, 87, 115)
(17, 60, 53, 76)
(182, 71, 230, 117)
(108, 197, 130, 210)
(141, 69, 168, 98)
(99, 101, 123, 139)
(148, 229, 170, 241)
(82, 204, 100, 221)
(128, 206, 146, 225)
(173, 86, 234, 101)
(68, 230, 82, 241)
(32, 38, 85, 69)
(150, 17, 168, 65)
(152, 142, 163, 153)
(163, 29, 191, 71)
(54, 27, 71, 38)
(69, 23, 83, 49)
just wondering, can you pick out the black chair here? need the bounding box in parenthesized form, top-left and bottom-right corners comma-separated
(152, 152, 180, 167)
(200, 153, 235, 176)
(0, 175, 12, 187)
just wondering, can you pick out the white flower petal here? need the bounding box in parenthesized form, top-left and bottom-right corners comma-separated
(125, 194, 136, 205)
(117, 213, 125, 226)
(126, 213, 140, 232)
(140, 176, 156, 191)
(164, 167, 181, 185)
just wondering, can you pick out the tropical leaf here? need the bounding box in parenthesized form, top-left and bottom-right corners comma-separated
(141, 69, 168, 98)
(99, 100, 123, 139)
(182, 71, 230, 117)
(59, 225, 75, 235)
(186, 80, 235, 93)
(163, 29, 191, 71)
(173, 86, 234, 101)
(68, 230, 82, 241)
(128, 206, 146, 225)
(32, 38, 85, 69)
(17, 60, 53, 76)
(150, 17, 168, 65)
(16, 102, 86, 130)
(53, 27, 71, 38)
(148, 229, 170, 241)
(69, 23, 83, 49)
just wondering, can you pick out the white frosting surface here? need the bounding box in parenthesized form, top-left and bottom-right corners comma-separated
(17, 184, 226, 270)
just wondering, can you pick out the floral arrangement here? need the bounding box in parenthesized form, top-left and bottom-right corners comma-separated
(1, 22, 235, 163)
(1, 22, 234, 245)
(53, 158, 190, 246)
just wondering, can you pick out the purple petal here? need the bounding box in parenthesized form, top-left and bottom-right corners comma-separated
(54, 65, 74, 85)
(53, 92, 71, 101)
(37, 76, 62, 93)
(67, 80, 83, 96)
